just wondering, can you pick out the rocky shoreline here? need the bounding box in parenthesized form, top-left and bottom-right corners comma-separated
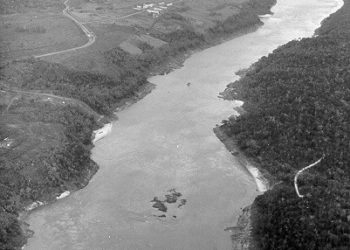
(224, 205, 255, 250)
(213, 126, 271, 249)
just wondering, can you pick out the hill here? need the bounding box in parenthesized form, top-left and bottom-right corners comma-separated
(218, 0, 350, 248)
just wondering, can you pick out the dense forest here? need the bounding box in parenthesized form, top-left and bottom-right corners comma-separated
(220, 0, 350, 249)
(1, 58, 148, 115)
(0, 100, 99, 249)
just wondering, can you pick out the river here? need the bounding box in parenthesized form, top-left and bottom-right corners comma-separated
(24, 0, 343, 249)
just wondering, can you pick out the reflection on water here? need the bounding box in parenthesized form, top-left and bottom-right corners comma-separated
(25, 0, 343, 249)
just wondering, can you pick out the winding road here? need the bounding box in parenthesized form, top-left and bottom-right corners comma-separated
(34, 0, 96, 58)
(33, 0, 184, 58)
(34, 0, 148, 58)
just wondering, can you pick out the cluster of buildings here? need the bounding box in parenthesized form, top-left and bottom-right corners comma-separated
(0, 137, 14, 148)
(134, 2, 174, 17)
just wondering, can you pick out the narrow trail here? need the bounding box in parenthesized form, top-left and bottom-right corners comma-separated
(294, 156, 324, 198)
(2, 88, 74, 101)
(1, 89, 99, 117)
(83, 10, 145, 24)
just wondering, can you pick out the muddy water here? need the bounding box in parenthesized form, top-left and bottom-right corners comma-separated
(25, 1, 342, 249)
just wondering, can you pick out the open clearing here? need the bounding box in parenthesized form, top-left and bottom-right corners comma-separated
(34, 0, 248, 75)
(0, 11, 86, 62)
(0, 0, 249, 76)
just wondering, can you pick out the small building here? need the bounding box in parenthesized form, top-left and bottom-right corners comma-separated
(0, 137, 14, 148)
(147, 9, 160, 18)
(147, 9, 160, 14)
(167, 3, 173, 6)
(143, 3, 155, 9)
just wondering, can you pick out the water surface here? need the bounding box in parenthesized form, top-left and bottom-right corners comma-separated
(25, 0, 343, 249)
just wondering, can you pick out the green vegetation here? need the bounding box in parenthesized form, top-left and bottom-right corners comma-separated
(105, 0, 276, 78)
(208, 8, 263, 37)
(0, 55, 150, 249)
(14, 25, 47, 33)
(0, 98, 99, 249)
(220, 1, 350, 249)
(0, 0, 62, 14)
(0, 212, 25, 250)
(1, 58, 148, 115)
(0, 0, 278, 248)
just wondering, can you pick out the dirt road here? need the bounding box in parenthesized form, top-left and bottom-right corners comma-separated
(34, 0, 95, 58)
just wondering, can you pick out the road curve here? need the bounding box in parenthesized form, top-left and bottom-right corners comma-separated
(34, 0, 95, 58)
(294, 156, 324, 198)
(2, 88, 100, 117)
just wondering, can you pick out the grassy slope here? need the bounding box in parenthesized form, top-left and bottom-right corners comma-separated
(219, 1, 350, 249)
(0, 0, 88, 61)
(0, 0, 62, 14)
(0, 0, 276, 249)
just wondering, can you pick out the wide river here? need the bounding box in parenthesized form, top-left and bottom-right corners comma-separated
(25, 0, 342, 249)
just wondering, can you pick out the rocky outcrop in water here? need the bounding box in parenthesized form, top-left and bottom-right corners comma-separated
(151, 189, 187, 216)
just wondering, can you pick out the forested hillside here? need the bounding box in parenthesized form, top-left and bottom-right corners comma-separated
(0, 55, 150, 249)
(1, 58, 148, 115)
(0, 99, 99, 249)
(219, 0, 350, 249)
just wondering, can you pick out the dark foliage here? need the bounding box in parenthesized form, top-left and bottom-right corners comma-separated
(221, 1, 350, 249)
(0, 0, 279, 248)
(0, 212, 25, 250)
(1, 58, 148, 115)
(0, 103, 99, 249)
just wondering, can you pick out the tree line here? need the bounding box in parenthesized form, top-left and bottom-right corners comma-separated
(220, 1, 350, 248)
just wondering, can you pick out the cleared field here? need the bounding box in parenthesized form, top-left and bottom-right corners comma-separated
(0, 0, 250, 68)
(0, 0, 63, 14)
(68, 0, 247, 28)
(39, 0, 249, 73)
(0, 12, 87, 61)
(42, 23, 135, 76)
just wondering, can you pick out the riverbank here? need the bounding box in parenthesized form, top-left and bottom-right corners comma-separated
(214, 127, 271, 192)
(214, 125, 273, 249)
(217, 0, 349, 248)
(1, 0, 277, 249)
